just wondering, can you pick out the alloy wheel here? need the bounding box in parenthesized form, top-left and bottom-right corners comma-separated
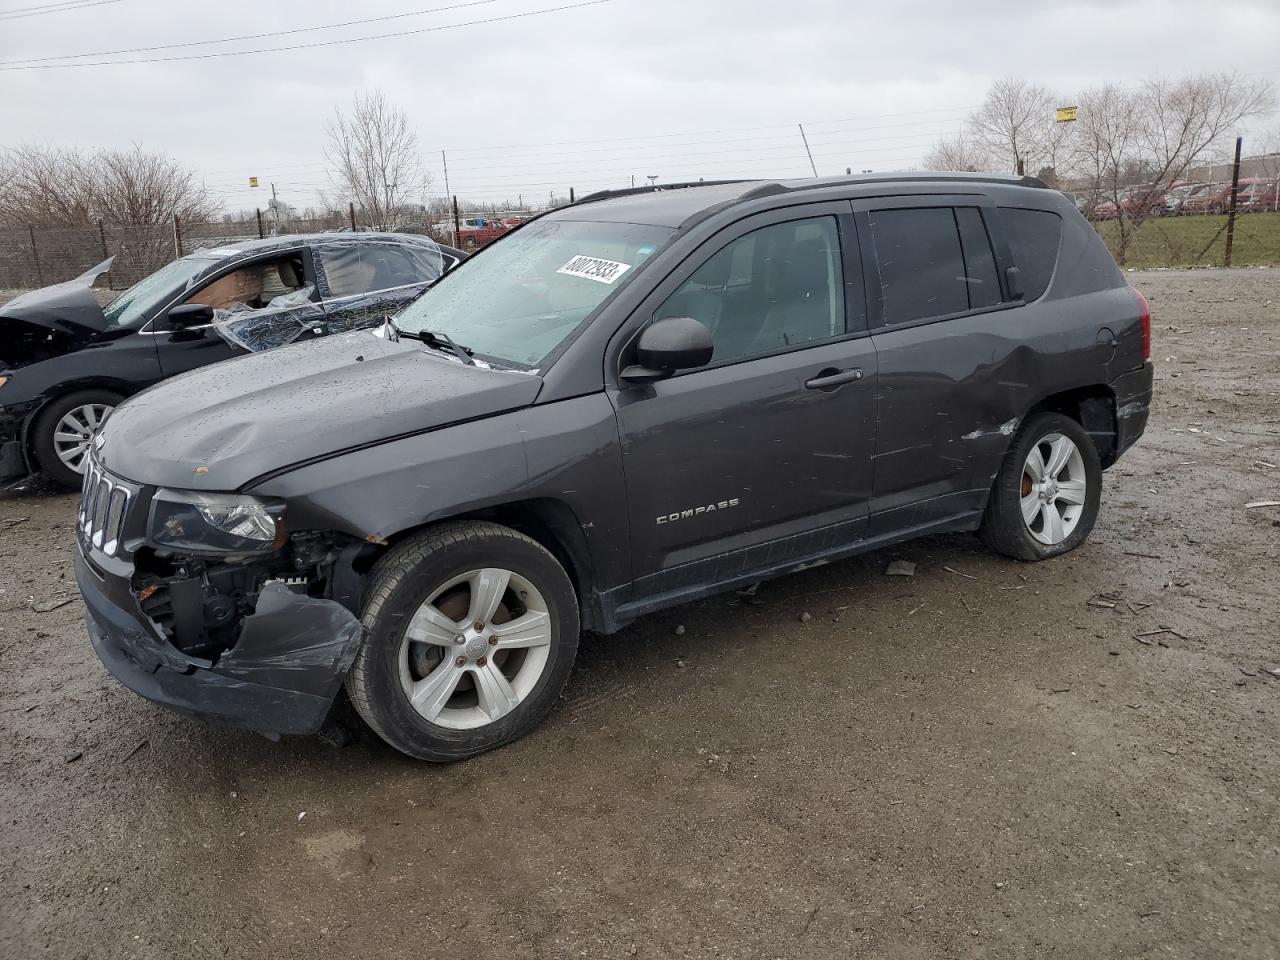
(52, 403, 113, 474)
(1020, 433, 1087, 545)
(398, 567, 552, 730)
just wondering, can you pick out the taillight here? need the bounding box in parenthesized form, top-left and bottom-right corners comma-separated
(1135, 288, 1152, 362)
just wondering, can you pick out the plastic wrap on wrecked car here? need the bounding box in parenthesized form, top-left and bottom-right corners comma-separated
(312, 236, 445, 301)
(212, 285, 324, 352)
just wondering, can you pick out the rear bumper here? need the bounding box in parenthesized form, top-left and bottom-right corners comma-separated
(76, 544, 364, 737)
(1112, 361, 1154, 459)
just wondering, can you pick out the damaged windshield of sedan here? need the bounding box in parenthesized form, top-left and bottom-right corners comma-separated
(392, 219, 673, 368)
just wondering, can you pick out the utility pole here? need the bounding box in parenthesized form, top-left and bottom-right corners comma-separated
(270, 182, 279, 230)
(1224, 135, 1243, 267)
(798, 123, 818, 177)
(441, 150, 452, 215)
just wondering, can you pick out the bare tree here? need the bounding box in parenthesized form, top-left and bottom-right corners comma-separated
(325, 91, 429, 230)
(923, 132, 992, 172)
(0, 144, 213, 226)
(970, 77, 1062, 175)
(1076, 73, 1274, 262)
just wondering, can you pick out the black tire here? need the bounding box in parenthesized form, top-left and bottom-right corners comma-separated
(30, 389, 122, 489)
(346, 520, 580, 762)
(979, 412, 1103, 562)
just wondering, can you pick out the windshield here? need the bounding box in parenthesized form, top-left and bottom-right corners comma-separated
(393, 218, 673, 368)
(102, 256, 216, 330)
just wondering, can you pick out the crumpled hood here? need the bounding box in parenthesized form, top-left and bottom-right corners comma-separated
(98, 329, 543, 491)
(0, 257, 113, 337)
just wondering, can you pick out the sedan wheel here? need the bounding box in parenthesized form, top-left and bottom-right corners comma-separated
(53, 403, 113, 475)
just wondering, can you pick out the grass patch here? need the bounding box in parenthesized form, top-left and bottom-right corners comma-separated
(1092, 212, 1280, 269)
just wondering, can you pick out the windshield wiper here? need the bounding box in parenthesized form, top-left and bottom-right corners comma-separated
(387, 319, 475, 366)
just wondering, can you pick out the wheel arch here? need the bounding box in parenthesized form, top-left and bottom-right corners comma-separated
(1025, 383, 1119, 467)
(379, 497, 604, 631)
(24, 381, 133, 465)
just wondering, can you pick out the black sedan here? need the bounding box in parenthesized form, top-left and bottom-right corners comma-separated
(0, 233, 463, 487)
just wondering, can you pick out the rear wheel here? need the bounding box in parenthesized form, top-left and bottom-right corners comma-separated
(346, 521, 579, 761)
(31, 389, 121, 488)
(979, 412, 1102, 561)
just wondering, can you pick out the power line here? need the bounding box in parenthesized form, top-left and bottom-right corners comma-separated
(0, 0, 502, 65)
(0, 0, 615, 69)
(0, 0, 121, 20)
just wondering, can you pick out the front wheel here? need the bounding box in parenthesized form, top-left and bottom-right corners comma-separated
(31, 389, 122, 488)
(979, 412, 1102, 561)
(346, 521, 580, 761)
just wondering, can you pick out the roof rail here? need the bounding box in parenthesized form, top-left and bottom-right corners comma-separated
(573, 180, 752, 205)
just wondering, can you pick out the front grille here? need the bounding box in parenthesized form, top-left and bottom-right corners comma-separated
(78, 459, 136, 557)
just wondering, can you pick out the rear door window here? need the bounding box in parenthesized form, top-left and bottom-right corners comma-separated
(954, 207, 1002, 310)
(867, 207, 968, 324)
(996, 208, 1062, 301)
(318, 242, 442, 298)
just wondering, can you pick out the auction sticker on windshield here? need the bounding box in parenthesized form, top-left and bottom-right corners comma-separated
(556, 255, 631, 285)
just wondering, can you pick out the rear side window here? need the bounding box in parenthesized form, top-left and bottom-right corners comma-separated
(997, 208, 1062, 301)
(867, 207, 969, 324)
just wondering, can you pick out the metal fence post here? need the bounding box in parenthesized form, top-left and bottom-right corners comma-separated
(348, 202, 357, 232)
(172, 214, 183, 259)
(97, 219, 111, 289)
(1224, 136, 1242, 268)
(569, 187, 576, 203)
(452, 195, 461, 248)
(27, 224, 44, 287)
(255, 208, 265, 239)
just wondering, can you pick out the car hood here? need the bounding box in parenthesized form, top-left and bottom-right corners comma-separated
(0, 257, 113, 338)
(97, 329, 544, 491)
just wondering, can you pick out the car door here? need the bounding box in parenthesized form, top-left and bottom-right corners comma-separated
(607, 204, 878, 602)
(154, 247, 320, 377)
(855, 196, 1028, 533)
(314, 240, 448, 333)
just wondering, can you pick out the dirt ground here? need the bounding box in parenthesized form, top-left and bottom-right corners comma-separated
(1, 268, 1278, 960)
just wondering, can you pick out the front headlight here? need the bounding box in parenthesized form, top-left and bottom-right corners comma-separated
(148, 489, 286, 557)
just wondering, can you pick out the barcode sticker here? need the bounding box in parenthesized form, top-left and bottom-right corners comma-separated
(556, 255, 631, 285)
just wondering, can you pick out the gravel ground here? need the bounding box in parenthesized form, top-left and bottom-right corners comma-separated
(1, 268, 1278, 959)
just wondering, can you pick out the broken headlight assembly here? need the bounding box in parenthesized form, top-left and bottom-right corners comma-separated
(148, 489, 287, 558)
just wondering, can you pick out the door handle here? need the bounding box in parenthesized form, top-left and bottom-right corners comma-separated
(805, 367, 863, 390)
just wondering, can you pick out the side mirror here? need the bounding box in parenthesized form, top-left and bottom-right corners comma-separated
(621, 316, 714, 383)
(166, 303, 214, 331)
(1005, 266, 1024, 300)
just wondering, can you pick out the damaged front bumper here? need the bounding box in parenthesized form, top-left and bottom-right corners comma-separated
(75, 544, 364, 737)
(1112, 361, 1154, 458)
(0, 401, 36, 484)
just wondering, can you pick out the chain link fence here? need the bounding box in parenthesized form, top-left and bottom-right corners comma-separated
(0, 211, 462, 291)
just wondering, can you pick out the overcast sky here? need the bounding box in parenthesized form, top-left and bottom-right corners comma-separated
(2, 0, 1277, 214)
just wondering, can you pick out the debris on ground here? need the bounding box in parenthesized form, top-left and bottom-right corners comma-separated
(1, 517, 29, 527)
(30, 596, 77, 613)
(63, 750, 82, 763)
(1262, 666, 1280, 678)
(798, 611, 812, 623)
(1244, 500, 1280, 509)
(673, 624, 686, 636)
(885, 560, 916, 577)
(943, 566, 978, 580)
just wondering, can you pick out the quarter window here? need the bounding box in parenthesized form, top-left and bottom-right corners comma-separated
(656, 216, 848, 366)
(997, 207, 1062, 301)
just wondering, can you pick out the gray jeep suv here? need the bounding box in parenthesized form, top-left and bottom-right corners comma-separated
(74, 174, 1153, 761)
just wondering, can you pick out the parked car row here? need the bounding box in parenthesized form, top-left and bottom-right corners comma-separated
(1067, 177, 1280, 221)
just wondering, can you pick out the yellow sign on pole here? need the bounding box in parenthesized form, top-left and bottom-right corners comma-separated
(1055, 106, 1078, 123)
(249, 176, 260, 188)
